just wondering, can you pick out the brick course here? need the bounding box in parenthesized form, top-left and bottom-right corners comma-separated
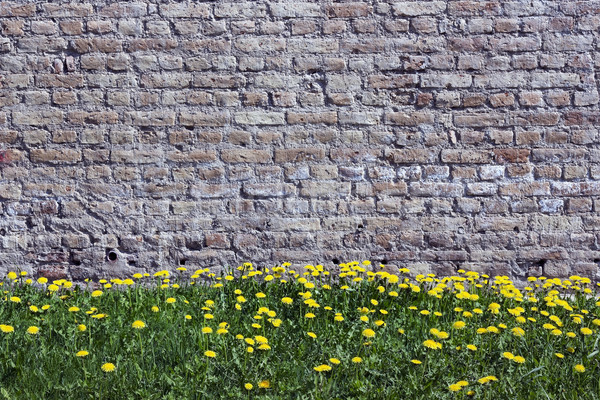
(0, 0, 599, 282)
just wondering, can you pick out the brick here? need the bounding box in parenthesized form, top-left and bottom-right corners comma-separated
(214, 3, 266, 18)
(30, 149, 81, 164)
(190, 183, 239, 198)
(128, 39, 178, 52)
(531, 73, 582, 88)
(159, 3, 210, 18)
(124, 111, 175, 126)
(221, 149, 271, 163)
(13, 110, 63, 126)
(287, 112, 337, 125)
(234, 38, 285, 52)
(454, 113, 505, 127)
(385, 111, 434, 125)
(410, 183, 463, 197)
(140, 74, 191, 89)
(179, 111, 229, 127)
(493, 149, 530, 163)
(274, 148, 326, 163)
(384, 149, 436, 165)
(340, 39, 385, 53)
(287, 39, 339, 53)
(67, 111, 119, 125)
(72, 39, 122, 53)
(368, 74, 419, 89)
(18, 38, 67, 53)
(300, 182, 351, 198)
(441, 150, 493, 163)
(242, 183, 295, 197)
(234, 112, 285, 125)
(421, 74, 472, 88)
(391, 2, 446, 16)
(326, 3, 371, 18)
(41, 3, 93, 17)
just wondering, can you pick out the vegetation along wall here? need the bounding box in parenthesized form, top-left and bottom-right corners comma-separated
(1, 0, 600, 282)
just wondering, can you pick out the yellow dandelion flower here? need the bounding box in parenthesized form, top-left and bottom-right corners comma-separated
(511, 327, 525, 337)
(555, 353, 564, 359)
(204, 350, 216, 358)
(244, 383, 253, 390)
(0, 325, 14, 333)
(567, 332, 577, 338)
(305, 312, 315, 319)
(362, 329, 375, 338)
(131, 320, 146, 329)
(258, 380, 270, 389)
(502, 352, 515, 360)
(574, 364, 585, 373)
(26, 326, 39, 335)
(423, 339, 442, 350)
(452, 320, 466, 329)
(76, 350, 89, 357)
(91, 290, 102, 297)
(258, 344, 271, 350)
(101, 363, 115, 372)
(449, 384, 462, 392)
(352, 357, 363, 363)
(165, 297, 176, 304)
(77, 324, 86, 332)
(410, 359, 422, 365)
(329, 358, 341, 365)
(307, 332, 317, 339)
(247, 346, 254, 353)
(580, 327, 593, 336)
(513, 356, 525, 364)
(466, 344, 477, 351)
(313, 364, 332, 372)
(255, 292, 266, 299)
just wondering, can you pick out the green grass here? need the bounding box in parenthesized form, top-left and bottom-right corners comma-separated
(0, 262, 599, 399)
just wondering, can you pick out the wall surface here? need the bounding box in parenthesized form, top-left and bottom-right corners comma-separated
(1, 0, 600, 281)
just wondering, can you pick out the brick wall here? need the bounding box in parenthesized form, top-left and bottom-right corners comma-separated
(1, 1, 599, 282)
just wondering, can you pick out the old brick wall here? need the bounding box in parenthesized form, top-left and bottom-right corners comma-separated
(1, 1, 600, 281)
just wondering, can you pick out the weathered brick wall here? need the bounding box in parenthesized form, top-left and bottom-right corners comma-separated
(1, 1, 599, 281)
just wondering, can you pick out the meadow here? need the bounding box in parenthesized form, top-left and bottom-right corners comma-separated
(0, 261, 599, 399)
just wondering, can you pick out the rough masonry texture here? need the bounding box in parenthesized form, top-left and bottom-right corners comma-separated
(1, 0, 600, 282)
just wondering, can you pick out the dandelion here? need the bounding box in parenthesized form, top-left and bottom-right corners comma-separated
(449, 384, 462, 392)
(91, 290, 102, 297)
(362, 329, 375, 338)
(101, 363, 115, 372)
(512, 327, 525, 337)
(204, 350, 216, 358)
(281, 297, 293, 304)
(423, 339, 442, 350)
(258, 380, 270, 389)
(0, 325, 14, 333)
(313, 364, 332, 372)
(352, 357, 363, 363)
(580, 327, 593, 336)
(513, 356, 525, 364)
(26, 326, 39, 335)
(555, 353, 564, 359)
(466, 344, 477, 351)
(305, 312, 315, 319)
(307, 332, 317, 339)
(76, 350, 89, 357)
(502, 352, 515, 360)
(165, 297, 176, 304)
(478, 376, 498, 384)
(410, 360, 422, 365)
(574, 364, 585, 373)
(329, 358, 341, 365)
(131, 320, 146, 329)
(247, 347, 254, 353)
(453, 320, 466, 329)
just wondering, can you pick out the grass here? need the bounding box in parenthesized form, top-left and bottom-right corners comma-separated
(0, 261, 599, 399)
